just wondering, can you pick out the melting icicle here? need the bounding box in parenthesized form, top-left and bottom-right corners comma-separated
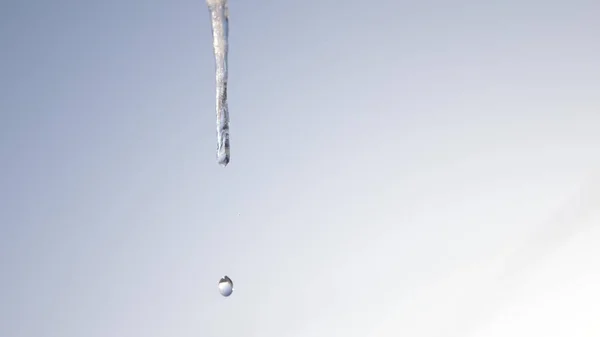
(207, 0, 230, 166)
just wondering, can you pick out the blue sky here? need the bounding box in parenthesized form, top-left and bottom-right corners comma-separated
(1, 0, 600, 336)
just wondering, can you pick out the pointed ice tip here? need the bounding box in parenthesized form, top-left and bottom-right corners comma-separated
(218, 155, 230, 167)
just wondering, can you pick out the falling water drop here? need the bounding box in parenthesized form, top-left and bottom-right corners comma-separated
(218, 275, 234, 297)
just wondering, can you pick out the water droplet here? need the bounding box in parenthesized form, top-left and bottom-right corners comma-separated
(218, 275, 233, 297)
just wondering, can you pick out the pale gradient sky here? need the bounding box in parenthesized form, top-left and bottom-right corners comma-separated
(1, 0, 600, 337)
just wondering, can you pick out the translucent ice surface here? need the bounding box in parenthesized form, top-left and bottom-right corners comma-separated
(206, 0, 230, 166)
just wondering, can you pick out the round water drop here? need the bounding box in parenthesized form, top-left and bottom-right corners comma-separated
(218, 275, 233, 297)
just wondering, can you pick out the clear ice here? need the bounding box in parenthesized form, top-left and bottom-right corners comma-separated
(207, 0, 230, 167)
(218, 275, 234, 297)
